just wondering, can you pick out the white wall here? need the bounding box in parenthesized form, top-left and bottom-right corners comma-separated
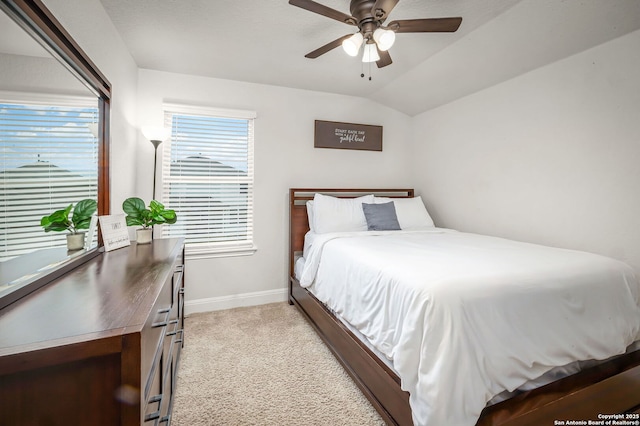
(137, 69, 413, 311)
(0, 53, 90, 96)
(411, 29, 640, 272)
(43, 0, 139, 213)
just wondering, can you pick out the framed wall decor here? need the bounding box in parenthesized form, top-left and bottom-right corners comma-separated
(314, 120, 383, 151)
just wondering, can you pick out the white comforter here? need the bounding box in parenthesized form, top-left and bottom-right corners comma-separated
(299, 229, 640, 426)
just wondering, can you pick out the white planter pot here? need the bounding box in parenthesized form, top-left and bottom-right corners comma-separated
(66, 232, 85, 251)
(136, 228, 153, 244)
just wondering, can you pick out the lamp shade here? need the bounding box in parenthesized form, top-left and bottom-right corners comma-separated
(373, 28, 396, 51)
(342, 32, 364, 56)
(141, 126, 171, 142)
(362, 43, 380, 63)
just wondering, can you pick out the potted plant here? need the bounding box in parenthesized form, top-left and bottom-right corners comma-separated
(40, 199, 97, 251)
(122, 197, 177, 244)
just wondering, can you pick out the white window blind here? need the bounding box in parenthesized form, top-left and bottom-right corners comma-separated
(161, 104, 255, 257)
(0, 99, 98, 261)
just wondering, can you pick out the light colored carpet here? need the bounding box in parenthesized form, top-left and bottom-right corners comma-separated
(172, 302, 386, 426)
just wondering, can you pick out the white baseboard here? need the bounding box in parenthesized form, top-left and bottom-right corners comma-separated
(184, 288, 288, 315)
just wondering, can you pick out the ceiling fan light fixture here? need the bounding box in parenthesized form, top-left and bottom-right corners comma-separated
(342, 32, 364, 56)
(362, 43, 380, 63)
(373, 27, 396, 51)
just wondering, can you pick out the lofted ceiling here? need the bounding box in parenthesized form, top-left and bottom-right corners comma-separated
(93, 0, 640, 115)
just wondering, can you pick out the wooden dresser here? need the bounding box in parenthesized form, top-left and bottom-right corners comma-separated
(0, 238, 185, 425)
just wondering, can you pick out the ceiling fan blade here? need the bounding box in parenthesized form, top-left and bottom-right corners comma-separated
(376, 48, 392, 68)
(387, 17, 463, 33)
(289, 0, 357, 25)
(371, 0, 399, 20)
(305, 34, 353, 59)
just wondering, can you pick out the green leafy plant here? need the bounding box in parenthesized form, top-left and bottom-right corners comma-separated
(40, 199, 97, 234)
(122, 197, 177, 229)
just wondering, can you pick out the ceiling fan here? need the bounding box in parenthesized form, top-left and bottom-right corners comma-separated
(289, 0, 462, 69)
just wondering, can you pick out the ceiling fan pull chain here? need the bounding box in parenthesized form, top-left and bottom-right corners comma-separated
(360, 59, 372, 81)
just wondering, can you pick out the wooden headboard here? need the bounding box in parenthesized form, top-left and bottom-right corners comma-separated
(288, 188, 414, 277)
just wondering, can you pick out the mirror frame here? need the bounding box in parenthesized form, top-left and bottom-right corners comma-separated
(0, 0, 111, 308)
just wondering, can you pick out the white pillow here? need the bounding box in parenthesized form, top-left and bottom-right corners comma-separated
(389, 196, 435, 229)
(373, 196, 392, 204)
(306, 201, 315, 232)
(312, 193, 374, 234)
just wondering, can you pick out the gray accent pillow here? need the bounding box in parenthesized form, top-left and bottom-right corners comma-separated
(362, 202, 401, 231)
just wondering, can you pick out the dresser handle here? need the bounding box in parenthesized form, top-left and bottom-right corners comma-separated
(152, 308, 171, 328)
(144, 394, 163, 421)
(166, 320, 180, 337)
(173, 264, 183, 278)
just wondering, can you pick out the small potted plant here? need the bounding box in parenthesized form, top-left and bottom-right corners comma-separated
(40, 199, 97, 251)
(122, 197, 177, 244)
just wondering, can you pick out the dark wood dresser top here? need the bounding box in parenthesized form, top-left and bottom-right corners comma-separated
(0, 238, 184, 359)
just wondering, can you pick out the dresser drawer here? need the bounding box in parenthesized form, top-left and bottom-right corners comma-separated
(158, 316, 184, 425)
(149, 259, 184, 425)
(141, 273, 173, 401)
(143, 350, 163, 425)
(171, 263, 184, 305)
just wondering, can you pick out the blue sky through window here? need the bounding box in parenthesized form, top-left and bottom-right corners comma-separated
(0, 103, 98, 175)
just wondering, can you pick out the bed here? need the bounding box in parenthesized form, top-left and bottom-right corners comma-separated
(288, 188, 640, 426)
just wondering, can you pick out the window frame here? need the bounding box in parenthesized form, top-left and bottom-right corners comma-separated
(160, 103, 257, 260)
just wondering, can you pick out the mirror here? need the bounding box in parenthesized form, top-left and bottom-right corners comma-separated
(0, 0, 110, 308)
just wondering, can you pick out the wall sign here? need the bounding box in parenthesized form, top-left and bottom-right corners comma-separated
(314, 120, 382, 151)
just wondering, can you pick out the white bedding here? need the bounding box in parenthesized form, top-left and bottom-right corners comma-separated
(298, 229, 640, 426)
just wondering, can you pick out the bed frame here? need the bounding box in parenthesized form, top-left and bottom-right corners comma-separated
(288, 188, 640, 426)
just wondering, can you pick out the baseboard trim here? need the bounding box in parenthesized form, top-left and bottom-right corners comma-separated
(185, 288, 288, 315)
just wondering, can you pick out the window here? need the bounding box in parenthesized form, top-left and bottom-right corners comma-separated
(0, 96, 98, 261)
(161, 104, 256, 258)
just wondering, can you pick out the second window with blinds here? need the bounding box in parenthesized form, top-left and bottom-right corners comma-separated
(160, 104, 256, 258)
